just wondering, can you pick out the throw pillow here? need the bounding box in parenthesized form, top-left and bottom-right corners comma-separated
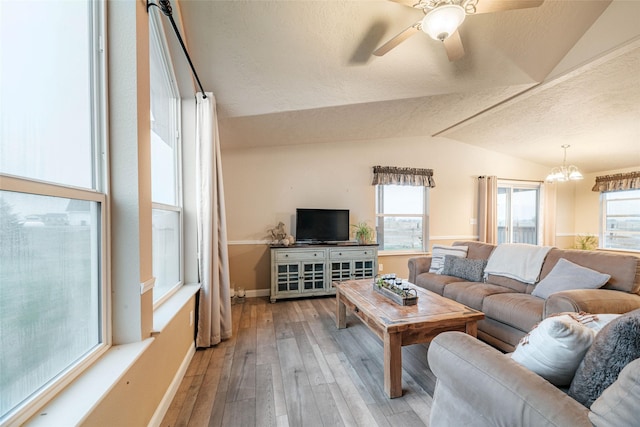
(568, 308, 640, 407)
(589, 358, 640, 427)
(511, 313, 596, 386)
(428, 245, 468, 274)
(441, 256, 487, 282)
(531, 258, 611, 299)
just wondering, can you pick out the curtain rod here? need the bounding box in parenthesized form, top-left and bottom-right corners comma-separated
(147, 0, 207, 99)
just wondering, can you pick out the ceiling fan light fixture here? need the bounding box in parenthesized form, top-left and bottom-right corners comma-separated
(421, 4, 466, 41)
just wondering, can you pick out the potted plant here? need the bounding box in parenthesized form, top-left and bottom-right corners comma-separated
(351, 221, 375, 245)
(575, 234, 598, 250)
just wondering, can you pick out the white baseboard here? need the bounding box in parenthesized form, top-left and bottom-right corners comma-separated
(148, 342, 196, 427)
(247, 288, 270, 298)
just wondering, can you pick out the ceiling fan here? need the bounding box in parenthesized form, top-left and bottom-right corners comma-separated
(373, 0, 544, 61)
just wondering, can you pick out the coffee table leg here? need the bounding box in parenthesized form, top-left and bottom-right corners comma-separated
(383, 331, 402, 398)
(336, 290, 346, 329)
(466, 321, 478, 337)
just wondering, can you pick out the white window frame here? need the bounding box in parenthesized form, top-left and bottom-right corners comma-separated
(599, 189, 640, 252)
(149, 9, 184, 307)
(375, 185, 429, 253)
(497, 180, 542, 245)
(0, 1, 109, 424)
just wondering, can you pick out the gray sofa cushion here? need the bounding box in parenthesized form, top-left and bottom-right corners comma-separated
(540, 249, 639, 294)
(482, 293, 544, 333)
(453, 240, 495, 260)
(444, 282, 514, 311)
(414, 273, 461, 295)
(568, 308, 640, 407)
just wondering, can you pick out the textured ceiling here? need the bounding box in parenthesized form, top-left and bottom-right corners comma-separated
(174, 0, 640, 172)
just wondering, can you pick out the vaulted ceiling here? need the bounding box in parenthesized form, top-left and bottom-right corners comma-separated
(172, 0, 640, 173)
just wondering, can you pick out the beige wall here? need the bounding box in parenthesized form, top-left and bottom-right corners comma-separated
(81, 297, 196, 426)
(222, 135, 554, 291)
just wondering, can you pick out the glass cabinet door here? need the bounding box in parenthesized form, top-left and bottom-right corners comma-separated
(353, 260, 374, 279)
(277, 263, 299, 292)
(330, 261, 351, 282)
(302, 262, 325, 291)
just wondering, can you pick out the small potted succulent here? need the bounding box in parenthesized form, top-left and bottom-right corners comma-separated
(351, 221, 375, 245)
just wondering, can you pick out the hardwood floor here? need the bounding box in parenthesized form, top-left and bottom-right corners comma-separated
(161, 296, 435, 427)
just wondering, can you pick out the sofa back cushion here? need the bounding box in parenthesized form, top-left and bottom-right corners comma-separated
(540, 249, 639, 294)
(486, 274, 529, 293)
(453, 241, 495, 260)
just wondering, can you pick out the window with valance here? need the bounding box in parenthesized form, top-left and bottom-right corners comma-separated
(372, 166, 434, 252)
(592, 171, 640, 252)
(591, 171, 640, 192)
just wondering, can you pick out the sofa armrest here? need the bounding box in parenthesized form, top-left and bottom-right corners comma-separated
(427, 332, 591, 427)
(408, 256, 432, 283)
(544, 289, 640, 318)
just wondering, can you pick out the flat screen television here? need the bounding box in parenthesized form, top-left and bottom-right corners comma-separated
(295, 208, 349, 243)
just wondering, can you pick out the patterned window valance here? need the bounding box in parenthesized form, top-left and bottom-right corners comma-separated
(371, 166, 436, 187)
(592, 171, 640, 192)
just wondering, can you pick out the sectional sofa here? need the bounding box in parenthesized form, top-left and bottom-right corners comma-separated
(408, 241, 640, 352)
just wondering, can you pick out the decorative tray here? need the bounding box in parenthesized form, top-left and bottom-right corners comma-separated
(373, 275, 418, 306)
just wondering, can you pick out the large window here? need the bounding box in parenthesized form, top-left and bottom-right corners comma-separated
(150, 11, 183, 304)
(600, 189, 640, 251)
(376, 185, 429, 251)
(0, 1, 107, 423)
(497, 181, 541, 245)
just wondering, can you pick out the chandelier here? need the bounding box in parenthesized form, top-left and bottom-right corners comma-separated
(545, 145, 583, 182)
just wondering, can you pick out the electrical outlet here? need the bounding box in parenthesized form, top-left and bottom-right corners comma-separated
(189, 310, 194, 326)
(379, 263, 383, 272)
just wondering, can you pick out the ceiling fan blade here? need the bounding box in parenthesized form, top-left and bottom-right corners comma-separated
(386, 0, 420, 7)
(443, 30, 465, 61)
(473, 0, 544, 14)
(373, 24, 421, 56)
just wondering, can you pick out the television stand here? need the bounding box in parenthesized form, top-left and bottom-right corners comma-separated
(270, 244, 378, 303)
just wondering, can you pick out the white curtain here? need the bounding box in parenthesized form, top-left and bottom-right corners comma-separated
(478, 176, 498, 244)
(195, 92, 232, 348)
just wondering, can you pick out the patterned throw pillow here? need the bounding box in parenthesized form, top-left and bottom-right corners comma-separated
(428, 245, 468, 274)
(441, 256, 487, 282)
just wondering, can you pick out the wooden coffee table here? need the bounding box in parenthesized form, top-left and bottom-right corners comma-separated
(335, 279, 484, 398)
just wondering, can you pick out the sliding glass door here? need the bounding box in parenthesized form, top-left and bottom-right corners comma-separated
(497, 182, 541, 244)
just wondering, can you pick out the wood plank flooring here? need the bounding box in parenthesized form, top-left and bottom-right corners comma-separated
(161, 296, 435, 427)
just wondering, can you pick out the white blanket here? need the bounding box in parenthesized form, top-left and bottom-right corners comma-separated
(484, 243, 554, 284)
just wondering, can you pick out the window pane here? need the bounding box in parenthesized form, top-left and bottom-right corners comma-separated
(382, 185, 423, 214)
(152, 209, 180, 302)
(602, 190, 640, 250)
(511, 188, 538, 244)
(150, 19, 177, 206)
(0, 2, 93, 188)
(0, 191, 101, 418)
(497, 184, 539, 245)
(380, 217, 423, 250)
(497, 188, 508, 244)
